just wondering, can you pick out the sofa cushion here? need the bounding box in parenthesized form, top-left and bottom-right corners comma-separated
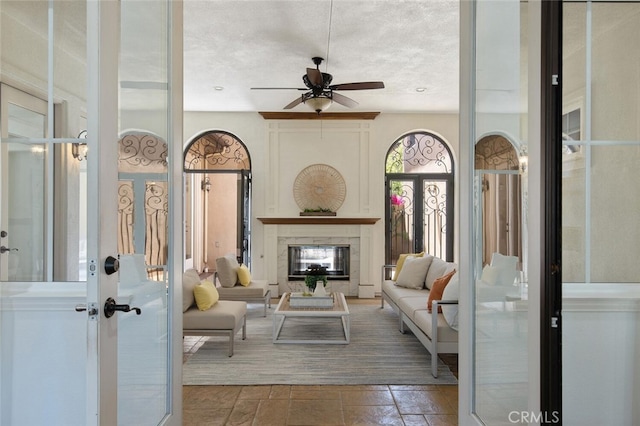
(396, 255, 432, 289)
(217, 279, 269, 299)
(382, 280, 427, 304)
(427, 269, 456, 312)
(182, 269, 201, 312)
(183, 300, 246, 330)
(397, 296, 430, 323)
(413, 309, 458, 343)
(237, 264, 251, 286)
(216, 255, 240, 288)
(441, 273, 459, 330)
(425, 257, 457, 290)
(193, 280, 219, 311)
(392, 252, 424, 281)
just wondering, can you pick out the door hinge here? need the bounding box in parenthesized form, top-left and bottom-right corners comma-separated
(552, 74, 559, 86)
(551, 316, 559, 328)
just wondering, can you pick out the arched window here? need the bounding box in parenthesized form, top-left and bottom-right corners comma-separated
(385, 132, 455, 266)
(117, 131, 169, 277)
(183, 130, 250, 171)
(183, 130, 252, 271)
(474, 134, 522, 267)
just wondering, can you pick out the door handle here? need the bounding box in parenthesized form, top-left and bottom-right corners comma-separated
(0, 246, 18, 254)
(103, 297, 141, 318)
(75, 303, 99, 317)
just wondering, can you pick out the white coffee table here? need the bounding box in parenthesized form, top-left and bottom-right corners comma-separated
(272, 292, 350, 344)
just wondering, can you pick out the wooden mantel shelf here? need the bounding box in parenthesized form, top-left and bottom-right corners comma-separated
(258, 217, 380, 225)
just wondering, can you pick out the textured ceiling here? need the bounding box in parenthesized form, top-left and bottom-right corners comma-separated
(183, 0, 460, 113)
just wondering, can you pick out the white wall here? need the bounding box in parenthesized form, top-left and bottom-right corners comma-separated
(184, 112, 459, 284)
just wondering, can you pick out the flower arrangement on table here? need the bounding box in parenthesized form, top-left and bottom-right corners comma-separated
(303, 264, 328, 294)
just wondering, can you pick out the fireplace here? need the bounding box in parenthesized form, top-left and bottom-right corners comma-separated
(288, 244, 350, 280)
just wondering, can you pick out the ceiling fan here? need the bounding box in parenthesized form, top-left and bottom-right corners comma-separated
(252, 57, 385, 113)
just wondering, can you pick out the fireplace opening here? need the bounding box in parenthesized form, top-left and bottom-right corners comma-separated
(288, 244, 350, 280)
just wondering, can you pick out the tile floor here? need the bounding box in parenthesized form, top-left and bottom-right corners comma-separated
(183, 297, 458, 425)
(183, 384, 458, 426)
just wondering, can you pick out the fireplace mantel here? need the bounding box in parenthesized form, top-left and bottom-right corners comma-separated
(258, 217, 379, 225)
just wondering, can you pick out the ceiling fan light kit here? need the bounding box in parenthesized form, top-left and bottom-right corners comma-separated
(305, 96, 333, 113)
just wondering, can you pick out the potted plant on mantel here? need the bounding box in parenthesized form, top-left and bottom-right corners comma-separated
(299, 207, 336, 217)
(304, 264, 328, 295)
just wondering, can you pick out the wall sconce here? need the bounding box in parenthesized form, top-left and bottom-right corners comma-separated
(519, 145, 528, 173)
(72, 130, 88, 161)
(201, 177, 211, 192)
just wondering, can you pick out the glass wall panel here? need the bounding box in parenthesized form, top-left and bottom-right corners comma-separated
(590, 145, 640, 282)
(561, 152, 586, 283)
(473, 1, 529, 424)
(591, 3, 640, 141)
(562, 2, 640, 425)
(0, 1, 48, 89)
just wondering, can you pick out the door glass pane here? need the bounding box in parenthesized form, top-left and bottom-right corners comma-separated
(117, 0, 171, 423)
(563, 4, 640, 423)
(473, 1, 529, 423)
(3, 104, 46, 281)
(423, 180, 447, 260)
(387, 179, 415, 265)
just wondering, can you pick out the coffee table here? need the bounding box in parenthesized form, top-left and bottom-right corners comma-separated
(272, 292, 350, 344)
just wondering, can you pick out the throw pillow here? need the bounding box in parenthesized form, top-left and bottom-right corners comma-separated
(215, 255, 240, 288)
(425, 256, 455, 290)
(427, 269, 457, 313)
(182, 269, 200, 312)
(237, 264, 251, 287)
(395, 255, 431, 289)
(441, 272, 459, 330)
(480, 264, 500, 285)
(392, 252, 424, 281)
(193, 280, 219, 311)
(490, 253, 519, 286)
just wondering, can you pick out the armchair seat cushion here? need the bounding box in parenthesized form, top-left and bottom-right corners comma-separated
(183, 300, 246, 330)
(217, 279, 269, 299)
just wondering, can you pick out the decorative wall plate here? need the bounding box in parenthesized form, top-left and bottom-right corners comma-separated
(293, 164, 346, 213)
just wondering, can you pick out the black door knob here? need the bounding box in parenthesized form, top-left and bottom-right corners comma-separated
(103, 297, 141, 318)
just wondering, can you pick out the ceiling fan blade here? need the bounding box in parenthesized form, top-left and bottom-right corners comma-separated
(283, 96, 304, 109)
(330, 81, 385, 91)
(251, 87, 307, 90)
(306, 68, 323, 87)
(331, 92, 359, 108)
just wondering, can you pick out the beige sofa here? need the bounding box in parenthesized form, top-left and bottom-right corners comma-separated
(182, 269, 247, 357)
(381, 254, 459, 377)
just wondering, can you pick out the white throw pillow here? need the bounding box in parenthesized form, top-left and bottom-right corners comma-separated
(395, 256, 431, 289)
(425, 256, 456, 290)
(490, 253, 519, 286)
(441, 272, 459, 330)
(480, 264, 500, 285)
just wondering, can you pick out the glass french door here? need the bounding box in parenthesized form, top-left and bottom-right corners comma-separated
(463, 1, 533, 424)
(0, 1, 180, 425)
(385, 175, 453, 265)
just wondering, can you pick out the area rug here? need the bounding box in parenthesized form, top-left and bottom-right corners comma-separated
(182, 303, 457, 385)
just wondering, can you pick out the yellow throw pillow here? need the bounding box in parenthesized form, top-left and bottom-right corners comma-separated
(193, 280, 219, 311)
(393, 252, 424, 281)
(237, 264, 251, 287)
